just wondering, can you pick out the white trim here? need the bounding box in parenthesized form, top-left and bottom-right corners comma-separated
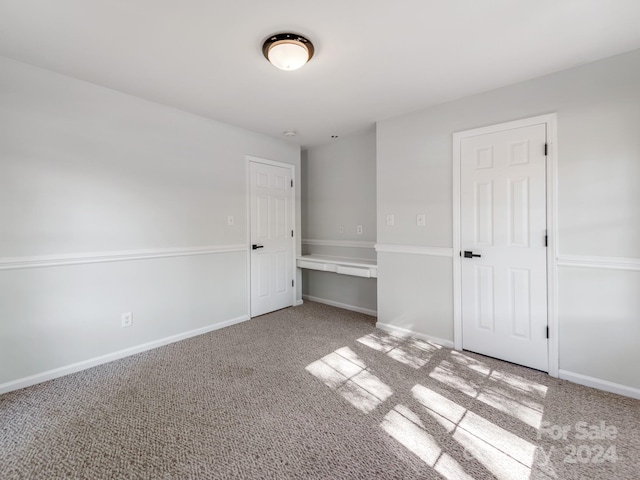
(0, 245, 246, 271)
(246, 156, 297, 317)
(302, 239, 375, 249)
(546, 114, 560, 377)
(453, 114, 556, 138)
(246, 155, 292, 169)
(452, 113, 559, 377)
(375, 244, 454, 257)
(559, 370, 640, 400)
(557, 255, 640, 272)
(453, 127, 462, 351)
(294, 299, 304, 306)
(0, 315, 250, 395)
(303, 295, 377, 317)
(376, 322, 455, 349)
(245, 159, 252, 321)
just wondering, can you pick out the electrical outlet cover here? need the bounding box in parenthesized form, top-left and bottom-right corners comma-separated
(121, 312, 133, 328)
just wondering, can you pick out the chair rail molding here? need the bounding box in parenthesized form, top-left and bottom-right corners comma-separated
(302, 239, 376, 249)
(0, 245, 247, 271)
(375, 244, 454, 257)
(557, 255, 640, 272)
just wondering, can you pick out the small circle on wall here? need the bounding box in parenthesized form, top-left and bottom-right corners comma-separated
(331, 135, 339, 139)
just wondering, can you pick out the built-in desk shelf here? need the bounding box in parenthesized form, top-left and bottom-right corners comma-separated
(296, 255, 377, 278)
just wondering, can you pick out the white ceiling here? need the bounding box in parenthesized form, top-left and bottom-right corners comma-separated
(1, 0, 640, 148)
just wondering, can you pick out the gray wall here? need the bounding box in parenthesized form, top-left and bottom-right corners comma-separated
(301, 131, 377, 313)
(0, 56, 301, 388)
(376, 49, 640, 390)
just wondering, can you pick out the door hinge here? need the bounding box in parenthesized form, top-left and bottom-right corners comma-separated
(292, 279, 294, 287)
(291, 230, 294, 237)
(544, 143, 548, 156)
(291, 179, 293, 187)
(545, 235, 548, 247)
(546, 326, 549, 339)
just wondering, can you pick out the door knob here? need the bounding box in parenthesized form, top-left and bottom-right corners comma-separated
(252, 244, 264, 250)
(463, 251, 481, 258)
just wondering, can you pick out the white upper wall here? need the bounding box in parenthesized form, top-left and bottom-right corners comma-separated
(378, 48, 640, 258)
(303, 130, 377, 242)
(0, 56, 300, 258)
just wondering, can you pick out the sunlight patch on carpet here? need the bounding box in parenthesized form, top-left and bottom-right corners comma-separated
(305, 347, 392, 414)
(381, 404, 474, 480)
(429, 352, 546, 428)
(357, 332, 441, 369)
(382, 385, 538, 480)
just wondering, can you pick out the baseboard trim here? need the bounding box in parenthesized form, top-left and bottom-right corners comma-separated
(558, 370, 640, 400)
(302, 295, 377, 317)
(375, 322, 455, 349)
(294, 299, 304, 306)
(557, 255, 640, 272)
(0, 244, 247, 271)
(375, 244, 454, 257)
(302, 239, 375, 249)
(0, 314, 250, 395)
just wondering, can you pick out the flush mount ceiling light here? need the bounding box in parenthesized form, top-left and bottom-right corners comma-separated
(262, 33, 314, 71)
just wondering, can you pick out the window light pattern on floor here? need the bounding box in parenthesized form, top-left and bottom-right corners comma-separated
(429, 350, 546, 428)
(356, 331, 441, 369)
(305, 346, 393, 414)
(307, 329, 558, 480)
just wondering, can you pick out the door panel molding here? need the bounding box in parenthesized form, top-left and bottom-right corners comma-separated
(453, 114, 559, 377)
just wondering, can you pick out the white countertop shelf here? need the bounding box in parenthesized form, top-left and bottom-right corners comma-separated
(297, 255, 377, 278)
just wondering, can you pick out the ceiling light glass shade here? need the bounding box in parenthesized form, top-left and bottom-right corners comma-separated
(268, 41, 309, 71)
(263, 33, 315, 71)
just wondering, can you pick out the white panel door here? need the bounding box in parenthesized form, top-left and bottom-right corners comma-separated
(250, 161, 294, 317)
(461, 123, 548, 371)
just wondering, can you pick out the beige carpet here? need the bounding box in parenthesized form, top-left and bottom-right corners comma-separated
(1, 301, 638, 479)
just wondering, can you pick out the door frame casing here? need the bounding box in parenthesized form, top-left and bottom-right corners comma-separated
(452, 113, 559, 377)
(245, 155, 297, 318)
